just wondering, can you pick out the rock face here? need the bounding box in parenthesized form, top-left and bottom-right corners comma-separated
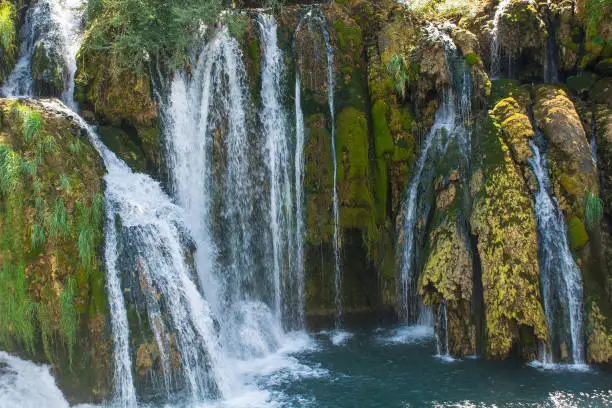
(0, 99, 110, 402)
(470, 111, 547, 359)
(75, 38, 160, 176)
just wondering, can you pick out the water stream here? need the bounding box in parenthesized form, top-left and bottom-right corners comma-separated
(398, 23, 471, 328)
(528, 139, 585, 365)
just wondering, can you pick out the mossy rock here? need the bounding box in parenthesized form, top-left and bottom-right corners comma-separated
(470, 113, 547, 359)
(31, 42, 65, 98)
(75, 30, 160, 175)
(568, 216, 589, 250)
(0, 99, 110, 403)
(566, 72, 598, 97)
(97, 126, 147, 173)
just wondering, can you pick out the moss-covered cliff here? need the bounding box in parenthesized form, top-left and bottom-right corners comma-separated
(0, 98, 110, 402)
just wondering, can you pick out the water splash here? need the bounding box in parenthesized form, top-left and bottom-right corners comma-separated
(528, 139, 585, 365)
(0, 351, 70, 408)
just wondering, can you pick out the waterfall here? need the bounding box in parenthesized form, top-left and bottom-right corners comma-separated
(528, 139, 585, 365)
(435, 303, 452, 359)
(316, 13, 343, 328)
(259, 14, 296, 324)
(543, 1, 559, 83)
(1, 0, 86, 101)
(490, 0, 512, 78)
(398, 23, 471, 323)
(162, 13, 308, 364)
(43, 99, 230, 405)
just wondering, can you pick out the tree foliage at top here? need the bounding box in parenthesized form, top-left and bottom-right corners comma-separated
(85, 0, 223, 73)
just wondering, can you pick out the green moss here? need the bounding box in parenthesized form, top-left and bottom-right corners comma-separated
(333, 18, 362, 51)
(566, 73, 597, 95)
(470, 113, 547, 358)
(0, 1, 17, 83)
(375, 158, 388, 221)
(464, 52, 480, 67)
(372, 100, 393, 158)
(567, 216, 589, 251)
(97, 126, 147, 173)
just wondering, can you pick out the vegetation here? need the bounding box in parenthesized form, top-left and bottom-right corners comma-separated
(0, 0, 17, 81)
(84, 0, 223, 73)
(585, 191, 603, 231)
(0, 101, 106, 374)
(386, 55, 409, 101)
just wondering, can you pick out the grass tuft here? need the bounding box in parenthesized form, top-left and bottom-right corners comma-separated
(23, 110, 42, 142)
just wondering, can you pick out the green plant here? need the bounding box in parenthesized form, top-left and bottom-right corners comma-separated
(59, 278, 78, 366)
(85, 0, 223, 73)
(31, 223, 46, 249)
(37, 305, 55, 363)
(23, 110, 43, 142)
(585, 191, 603, 231)
(20, 159, 37, 178)
(68, 140, 81, 154)
(48, 198, 70, 239)
(76, 202, 95, 269)
(59, 173, 71, 194)
(386, 54, 409, 101)
(0, 145, 21, 195)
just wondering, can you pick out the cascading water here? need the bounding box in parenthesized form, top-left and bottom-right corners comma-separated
(528, 138, 585, 365)
(398, 23, 471, 325)
(543, 1, 559, 83)
(490, 0, 512, 78)
(161, 12, 309, 365)
(162, 26, 284, 362)
(259, 14, 296, 324)
(1, 0, 85, 101)
(44, 100, 231, 406)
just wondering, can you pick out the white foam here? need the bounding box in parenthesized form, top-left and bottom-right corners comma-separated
(527, 360, 592, 373)
(379, 325, 434, 344)
(0, 351, 69, 408)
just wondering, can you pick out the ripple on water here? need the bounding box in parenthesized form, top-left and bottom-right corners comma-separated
(431, 390, 612, 407)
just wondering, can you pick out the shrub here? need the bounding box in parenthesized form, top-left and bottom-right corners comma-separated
(85, 0, 223, 73)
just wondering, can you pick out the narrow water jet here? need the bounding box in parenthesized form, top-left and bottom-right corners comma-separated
(319, 13, 343, 329)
